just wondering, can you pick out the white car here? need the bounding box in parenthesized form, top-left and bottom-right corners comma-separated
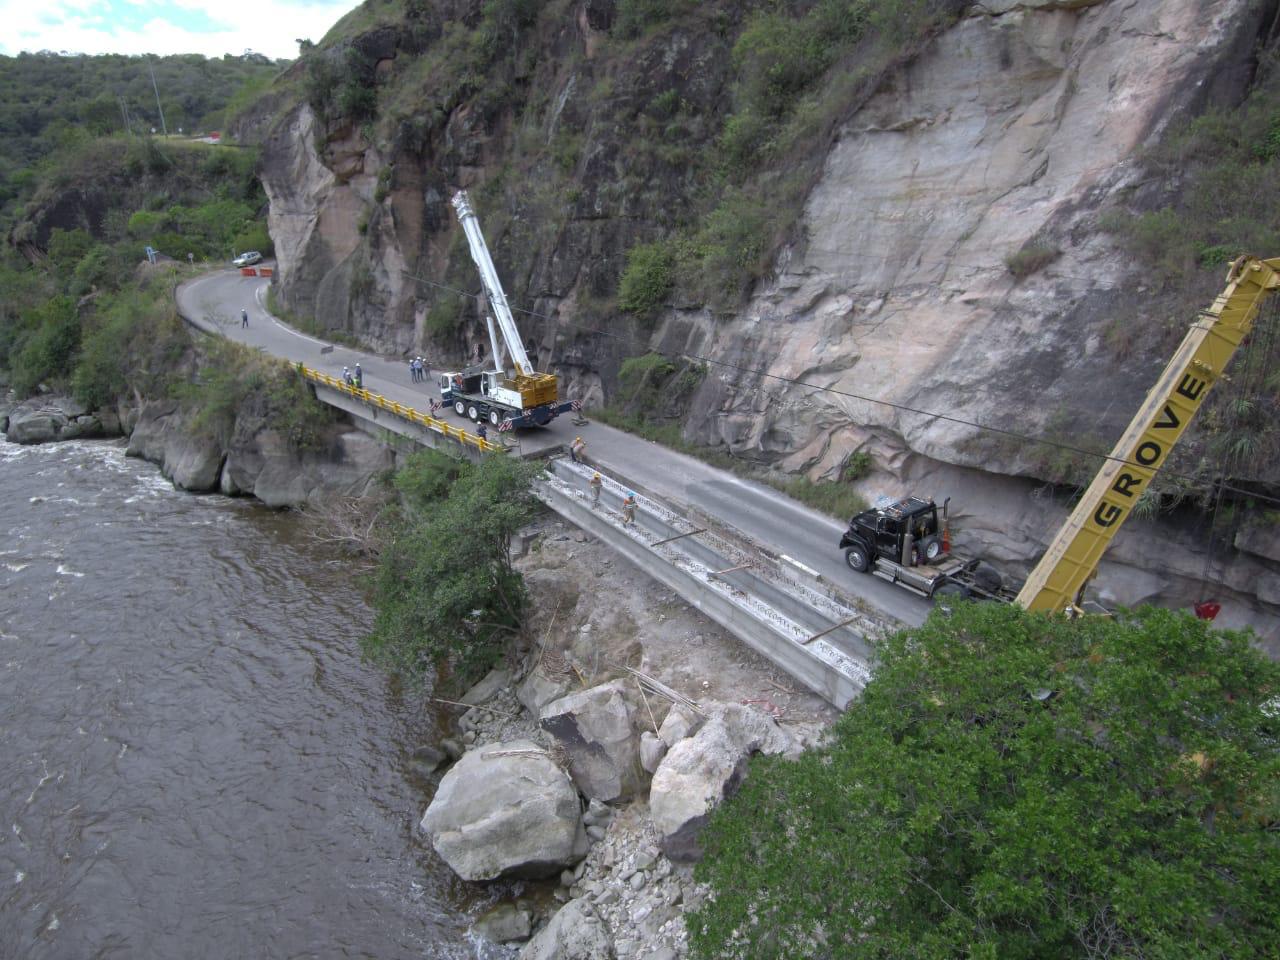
(232, 251, 263, 267)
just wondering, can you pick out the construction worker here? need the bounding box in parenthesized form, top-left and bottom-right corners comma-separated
(589, 471, 602, 507)
(622, 491, 637, 527)
(569, 436, 586, 463)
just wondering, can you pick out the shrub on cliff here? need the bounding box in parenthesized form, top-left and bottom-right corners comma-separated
(618, 241, 675, 318)
(363, 450, 543, 689)
(689, 602, 1280, 960)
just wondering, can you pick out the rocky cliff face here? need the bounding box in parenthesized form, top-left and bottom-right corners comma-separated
(245, 0, 1280, 643)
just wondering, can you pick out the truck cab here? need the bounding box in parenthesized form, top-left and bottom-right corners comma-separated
(841, 497, 944, 569)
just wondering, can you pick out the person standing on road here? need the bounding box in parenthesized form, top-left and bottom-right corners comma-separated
(589, 471, 602, 507)
(477, 422, 488, 443)
(241, 308, 249, 329)
(622, 491, 638, 528)
(354, 363, 363, 389)
(342, 366, 351, 385)
(569, 436, 586, 463)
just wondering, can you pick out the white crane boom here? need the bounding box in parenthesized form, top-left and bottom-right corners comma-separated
(451, 191, 533, 376)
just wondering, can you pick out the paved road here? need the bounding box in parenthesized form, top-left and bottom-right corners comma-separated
(177, 268, 932, 629)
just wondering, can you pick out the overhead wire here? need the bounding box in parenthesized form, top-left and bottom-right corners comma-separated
(400, 267, 1280, 510)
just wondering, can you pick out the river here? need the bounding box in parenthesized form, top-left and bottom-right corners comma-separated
(0, 438, 501, 959)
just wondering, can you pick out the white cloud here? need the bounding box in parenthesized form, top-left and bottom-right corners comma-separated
(0, 0, 354, 60)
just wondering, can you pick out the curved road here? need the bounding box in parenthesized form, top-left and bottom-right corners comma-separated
(177, 268, 932, 629)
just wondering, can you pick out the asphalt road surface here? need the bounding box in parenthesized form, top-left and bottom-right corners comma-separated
(176, 267, 933, 629)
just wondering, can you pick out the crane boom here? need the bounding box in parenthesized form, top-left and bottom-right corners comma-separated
(1016, 256, 1280, 613)
(451, 191, 533, 376)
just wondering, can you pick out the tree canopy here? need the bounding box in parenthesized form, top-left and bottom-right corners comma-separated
(689, 602, 1280, 960)
(361, 449, 543, 690)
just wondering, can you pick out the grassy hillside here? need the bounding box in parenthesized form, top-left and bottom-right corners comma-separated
(0, 52, 287, 229)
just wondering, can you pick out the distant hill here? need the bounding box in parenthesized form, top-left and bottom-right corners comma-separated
(0, 52, 288, 225)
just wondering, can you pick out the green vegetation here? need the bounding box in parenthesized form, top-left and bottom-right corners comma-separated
(362, 449, 544, 689)
(0, 53, 308, 466)
(172, 340, 339, 452)
(1004, 240, 1060, 278)
(1, 134, 269, 396)
(674, 0, 964, 307)
(618, 240, 676, 317)
(691, 602, 1280, 959)
(613, 0, 698, 40)
(1101, 52, 1280, 500)
(0, 52, 284, 228)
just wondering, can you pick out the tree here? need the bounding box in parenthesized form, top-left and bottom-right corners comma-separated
(362, 450, 543, 689)
(689, 602, 1280, 960)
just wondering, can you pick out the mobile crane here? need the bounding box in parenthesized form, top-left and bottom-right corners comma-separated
(439, 191, 577, 430)
(838, 255, 1280, 613)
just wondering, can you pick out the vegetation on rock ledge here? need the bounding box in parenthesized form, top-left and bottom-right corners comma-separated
(363, 449, 543, 690)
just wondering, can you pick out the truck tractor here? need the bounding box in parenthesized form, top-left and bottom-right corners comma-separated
(838, 496, 1015, 602)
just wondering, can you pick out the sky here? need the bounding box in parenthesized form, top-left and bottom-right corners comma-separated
(0, 0, 358, 61)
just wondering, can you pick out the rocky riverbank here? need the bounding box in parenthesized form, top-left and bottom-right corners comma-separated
(417, 518, 838, 958)
(1, 391, 391, 508)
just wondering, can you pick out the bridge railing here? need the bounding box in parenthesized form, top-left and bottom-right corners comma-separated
(298, 364, 505, 454)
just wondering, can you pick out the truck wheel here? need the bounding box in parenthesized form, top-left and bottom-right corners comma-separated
(934, 581, 970, 600)
(467, 404, 480, 421)
(919, 535, 943, 563)
(844, 546, 870, 573)
(489, 409, 501, 427)
(453, 399, 466, 417)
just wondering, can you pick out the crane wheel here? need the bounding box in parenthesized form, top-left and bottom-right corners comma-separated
(844, 546, 870, 573)
(489, 409, 501, 426)
(467, 404, 480, 421)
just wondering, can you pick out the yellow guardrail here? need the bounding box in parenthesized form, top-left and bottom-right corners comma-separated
(298, 364, 506, 454)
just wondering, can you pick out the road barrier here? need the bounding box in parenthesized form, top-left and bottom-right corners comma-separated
(298, 364, 503, 454)
(240, 267, 257, 276)
(259, 267, 273, 278)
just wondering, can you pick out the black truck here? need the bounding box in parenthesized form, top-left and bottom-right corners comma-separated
(838, 496, 1016, 602)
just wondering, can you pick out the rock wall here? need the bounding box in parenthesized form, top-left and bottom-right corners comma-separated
(245, 0, 1280, 638)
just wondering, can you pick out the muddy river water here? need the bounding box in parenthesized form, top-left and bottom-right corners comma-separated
(0, 439, 495, 959)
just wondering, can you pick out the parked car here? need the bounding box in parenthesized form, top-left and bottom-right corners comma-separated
(232, 251, 262, 267)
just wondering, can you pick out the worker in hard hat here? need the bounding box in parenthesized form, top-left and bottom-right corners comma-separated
(569, 436, 586, 463)
(622, 491, 637, 527)
(589, 471, 602, 507)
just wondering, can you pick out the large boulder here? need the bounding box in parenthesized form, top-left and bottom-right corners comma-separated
(519, 898, 614, 960)
(125, 400, 182, 461)
(165, 434, 224, 491)
(540, 681, 642, 802)
(58, 415, 105, 441)
(518, 665, 575, 714)
(5, 407, 66, 443)
(420, 740, 587, 882)
(649, 703, 798, 861)
(226, 428, 393, 507)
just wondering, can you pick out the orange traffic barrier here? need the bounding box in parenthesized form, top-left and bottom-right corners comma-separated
(259, 267, 273, 278)
(240, 267, 257, 276)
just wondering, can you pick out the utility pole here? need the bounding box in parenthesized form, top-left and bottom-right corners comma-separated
(117, 96, 132, 135)
(148, 59, 168, 136)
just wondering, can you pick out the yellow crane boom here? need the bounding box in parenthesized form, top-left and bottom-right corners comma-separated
(1016, 256, 1280, 613)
